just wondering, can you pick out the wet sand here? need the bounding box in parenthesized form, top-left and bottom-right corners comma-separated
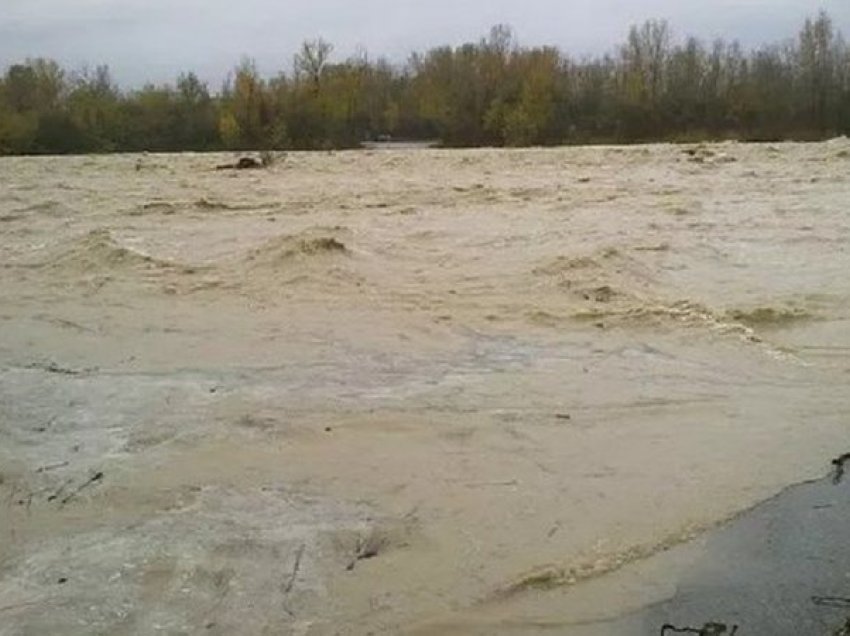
(1, 142, 849, 634)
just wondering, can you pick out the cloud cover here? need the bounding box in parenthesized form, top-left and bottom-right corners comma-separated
(2, 0, 849, 86)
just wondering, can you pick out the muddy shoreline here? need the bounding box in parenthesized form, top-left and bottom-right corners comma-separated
(414, 470, 850, 635)
(636, 472, 850, 636)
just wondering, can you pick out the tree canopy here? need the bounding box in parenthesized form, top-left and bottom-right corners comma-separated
(1, 12, 848, 155)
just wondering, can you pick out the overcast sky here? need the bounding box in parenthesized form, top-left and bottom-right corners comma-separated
(2, 1, 849, 87)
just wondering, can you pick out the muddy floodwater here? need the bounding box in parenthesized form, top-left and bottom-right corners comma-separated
(1, 142, 849, 634)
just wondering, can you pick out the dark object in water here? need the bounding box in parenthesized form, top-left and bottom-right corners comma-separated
(25, 360, 85, 375)
(346, 534, 385, 571)
(216, 157, 263, 171)
(812, 596, 850, 609)
(283, 544, 305, 594)
(661, 623, 738, 635)
(832, 453, 850, 484)
(237, 157, 261, 169)
(47, 471, 104, 506)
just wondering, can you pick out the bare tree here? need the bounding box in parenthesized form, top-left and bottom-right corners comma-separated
(295, 39, 334, 90)
(622, 20, 672, 105)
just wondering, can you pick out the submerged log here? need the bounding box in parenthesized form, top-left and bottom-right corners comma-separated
(216, 157, 263, 171)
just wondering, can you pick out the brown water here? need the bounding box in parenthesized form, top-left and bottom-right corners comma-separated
(1, 142, 849, 635)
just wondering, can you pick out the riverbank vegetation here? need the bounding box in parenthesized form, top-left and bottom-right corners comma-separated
(1, 11, 848, 154)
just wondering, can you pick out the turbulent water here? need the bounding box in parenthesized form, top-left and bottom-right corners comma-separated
(1, 142, 849, 634)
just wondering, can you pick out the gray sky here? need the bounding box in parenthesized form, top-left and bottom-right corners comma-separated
(2, 1, 849, 88)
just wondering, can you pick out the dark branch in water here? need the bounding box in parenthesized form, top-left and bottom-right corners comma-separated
(216, 153, 277, 171)
(813, 596, 850, 609)
(283, 544, 305, 594)
(25, 360, 86, 375)
(49, 471, 104, 506)
(36, 461, 70, 474)
(832, 453, 850, 484)
(216, 157, 263, 171)
(661, 623, 738, 636)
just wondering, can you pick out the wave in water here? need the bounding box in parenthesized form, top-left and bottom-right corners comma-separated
(40, 229, 193, 276)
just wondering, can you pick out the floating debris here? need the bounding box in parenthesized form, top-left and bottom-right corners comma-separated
(813, 596, 850, 609)
(661, 622, 738, 635)
(832, 453, 850, 485)
(47, 471, 104, 506)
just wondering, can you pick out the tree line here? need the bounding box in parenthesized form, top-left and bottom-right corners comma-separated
(1, 11, 848, 155)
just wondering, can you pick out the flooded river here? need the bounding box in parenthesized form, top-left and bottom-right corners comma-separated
(1, 141, 849, 634)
